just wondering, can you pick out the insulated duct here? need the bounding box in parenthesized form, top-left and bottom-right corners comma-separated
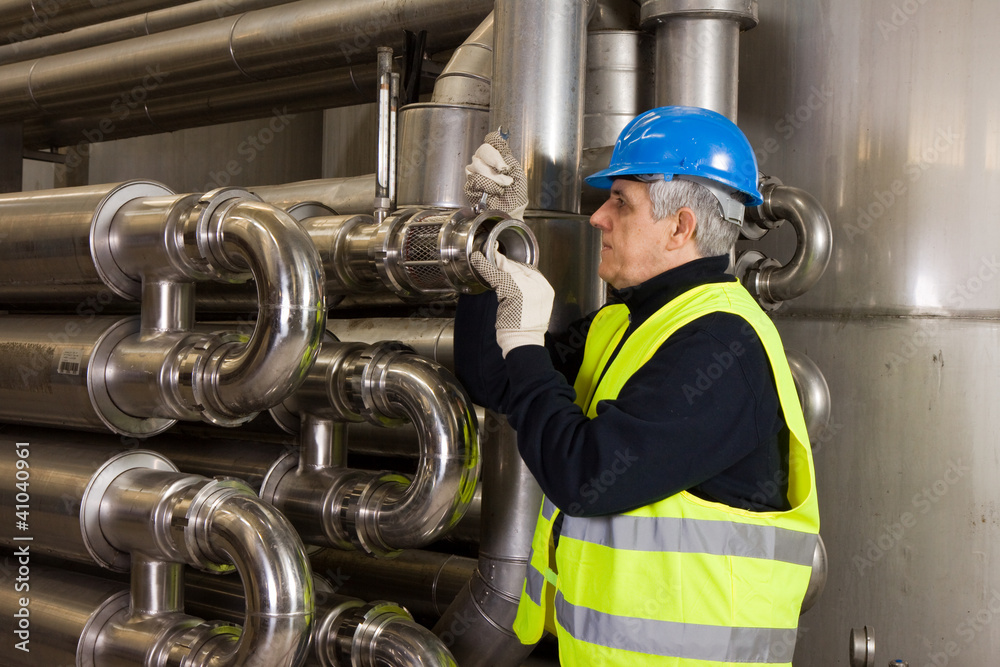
(0, 0, 183, 41)
(640, 0, 759, 120)
(0, 0, 299, 65)
(0, 0, 494, 125)
(491, 0, 588, 214)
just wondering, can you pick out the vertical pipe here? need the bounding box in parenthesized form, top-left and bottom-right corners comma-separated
(432, 413, 541, 666)
(130, 553, 184, 615)
(639, 0, 758, 122)
(491, 0, 588, 213)
(653, 18, 741, 119)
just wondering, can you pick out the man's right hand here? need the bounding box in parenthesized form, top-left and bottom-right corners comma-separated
(470, 250, 553, 358)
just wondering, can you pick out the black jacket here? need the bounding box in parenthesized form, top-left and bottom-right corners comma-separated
(454, 255, 790, 517)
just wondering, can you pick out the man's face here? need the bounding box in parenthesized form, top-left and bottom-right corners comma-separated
(589, 178, 679, 290)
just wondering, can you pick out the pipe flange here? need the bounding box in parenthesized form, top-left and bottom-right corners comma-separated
(351, 602, 413, 667)
(849, 625, 876, 667)
(89, 317, 179, 437)
(192, 187, 260, 280)
(640, 0, 759, 30)
(734, 249, 783, 311)
(80, 450, 178, 572)
(77, 589, 130, 667)
(743, 176, 785, 240)
(91, 180, 176, 300)
(183, 478, 255, 573)
(259, 450, 299, 505)
(344, 474, 408, 557)
(316, 599, 367, 667)
(359, 342, 415, 427)
(195, 338, 261, 428)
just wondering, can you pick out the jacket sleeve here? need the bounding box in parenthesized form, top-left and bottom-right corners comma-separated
(502, 313, 782, 517)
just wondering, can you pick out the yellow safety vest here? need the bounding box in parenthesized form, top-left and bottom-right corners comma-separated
(512, 281, 820, 666)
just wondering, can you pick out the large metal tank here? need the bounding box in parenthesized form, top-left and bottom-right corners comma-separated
(739, 1, 1000, 664)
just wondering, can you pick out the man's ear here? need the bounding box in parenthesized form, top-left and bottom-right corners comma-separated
(666, 207, 698, 250)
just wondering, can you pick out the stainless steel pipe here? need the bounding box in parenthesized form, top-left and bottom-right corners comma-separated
(640, 0, 758, 120)
(0, 563, 129, 667)
(430, 12, 493, 107)
(0, 0, 494, 122)
(266, 341, 480, 556)
(786, 349, 832, 440)
(0, 181, 172, 307)
(309, 548, 477, 620)
(432, 412, 541, 667)
(0, 433, 314, 666)
(0, 0, 180, 42)
(0, 0, 301, 65)
(300, 208, 537, 298)
(491, 0, 588, 214)
(253, 175, 376, 216)
(738, 181, 834, 309)
(584, 30, 654, 149)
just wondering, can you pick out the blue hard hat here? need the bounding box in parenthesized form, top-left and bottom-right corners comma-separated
(585, 106, 763, 207)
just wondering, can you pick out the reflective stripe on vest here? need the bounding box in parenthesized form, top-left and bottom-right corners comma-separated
(559, 513, 817, 566)
(555, 590, 799, 663)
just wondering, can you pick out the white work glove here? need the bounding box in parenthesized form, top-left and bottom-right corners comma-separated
(464, 131, 528, 220)
(470, 250, 554, 358)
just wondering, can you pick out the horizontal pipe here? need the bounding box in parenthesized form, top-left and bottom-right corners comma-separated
(0, 0, 493, 123)
(309, 548, 477, 620)
(0, 0, 300, 65)
(253, 175, 376, 215)
(0, 562, 128, 667)
(24, 64, 376, 148)
(0, 0, 181, 42)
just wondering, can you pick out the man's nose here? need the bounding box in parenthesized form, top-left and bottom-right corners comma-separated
(590, 200, 612, 230)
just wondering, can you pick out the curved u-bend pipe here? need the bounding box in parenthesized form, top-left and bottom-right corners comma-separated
(196, 490, 314, 667)
(753, 183, 833, 303)
(100, 466, 314, 667)
(785, 349, 832, 440)
(203, 199, 326, 417)
(362, 351, 480, 550)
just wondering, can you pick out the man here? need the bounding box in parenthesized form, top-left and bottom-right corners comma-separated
(457, 106, 819, 666)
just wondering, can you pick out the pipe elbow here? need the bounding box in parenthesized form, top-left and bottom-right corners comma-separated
(362, 352, 480, 552)
(196, 489, 314, 667)
(203, 199, 326, 417)
(757, 184, 833, 303)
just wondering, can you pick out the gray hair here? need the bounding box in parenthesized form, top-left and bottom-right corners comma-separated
(647, 177, 740, 257)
